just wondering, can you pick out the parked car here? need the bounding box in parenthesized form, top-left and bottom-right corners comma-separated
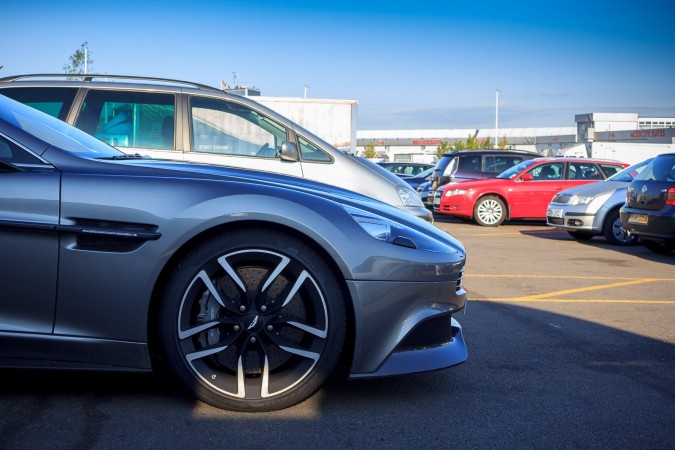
(0, 74, 429, 222)
(401, 166, 434, 190)
(418, 180, 433, 208)
(434, 158, 628, 226)
(427, 149, 539, 204)
(377, 161, 434, 177)
(0, 94, 468, 412)
(546, 158, 653, 245)
(621, 153, 675, 253)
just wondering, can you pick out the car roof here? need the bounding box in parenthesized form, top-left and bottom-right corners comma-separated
(440, 149, 539, 157)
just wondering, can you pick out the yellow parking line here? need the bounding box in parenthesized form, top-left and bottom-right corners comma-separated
(466, 274, 675, 281)
(464, 275, 675, 304)
(475, 298, 675, 304)
(515, 278, 661, 300)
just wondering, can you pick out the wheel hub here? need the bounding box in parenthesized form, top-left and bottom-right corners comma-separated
(243, 313, 264, 333)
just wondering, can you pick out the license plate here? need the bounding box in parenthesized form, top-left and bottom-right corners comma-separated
(547, 208, 563, 218)
(433, 196, 441, 206)
(628, 213, 648, 224)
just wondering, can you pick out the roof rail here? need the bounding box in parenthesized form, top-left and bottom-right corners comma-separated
(0, 74, 221, 92)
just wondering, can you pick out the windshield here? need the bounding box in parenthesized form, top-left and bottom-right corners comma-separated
(496, 159, 538, 179)
(607, 158, 653, 182)
(0, 94, 124, 158)
(633, 155, 675, 182)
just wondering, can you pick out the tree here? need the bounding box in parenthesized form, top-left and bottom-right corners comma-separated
(63, 42, 94, 75)
(498, 136, 509, 149)
(362, 143, 376, 158)
(436, 140, 452, 159)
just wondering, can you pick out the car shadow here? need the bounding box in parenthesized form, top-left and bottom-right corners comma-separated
(0, 302, 672, 448)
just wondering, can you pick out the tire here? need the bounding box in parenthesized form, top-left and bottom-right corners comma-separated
(642, 239, 675, 254)
(602, 209, 638, 246)
(474, 195, 506, 226)
(158, 229, 346, 412)
(567, 230, 595, 241)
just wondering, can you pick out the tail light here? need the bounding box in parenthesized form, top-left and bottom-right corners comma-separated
(667, 188, 675, 206)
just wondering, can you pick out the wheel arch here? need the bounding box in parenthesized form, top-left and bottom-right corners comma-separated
(146, 219, 356, 374)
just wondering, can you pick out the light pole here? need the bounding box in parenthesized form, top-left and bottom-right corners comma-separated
(495, 89, 500, 149)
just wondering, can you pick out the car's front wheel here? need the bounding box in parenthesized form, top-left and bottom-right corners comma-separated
(474, 195, 506, 226)
(159, 229, 346, 412)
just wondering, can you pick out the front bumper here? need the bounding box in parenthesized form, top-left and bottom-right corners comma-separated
(347, 278, 468, 378)
(546, 203, 603, 233)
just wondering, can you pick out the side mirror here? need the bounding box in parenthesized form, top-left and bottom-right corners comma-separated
(520, 173, 534, 182)
(280, 142, 299, 162)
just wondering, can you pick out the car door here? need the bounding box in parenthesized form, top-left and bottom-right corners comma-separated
(509, 162, 567, 218)
(0, 134, 60, 333)
(185, 96, 304, 177)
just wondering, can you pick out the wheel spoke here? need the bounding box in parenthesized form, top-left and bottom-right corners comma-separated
(261, 255, 290, 293)
(186, 343, 230, 363)
(179, 320, 219, 339)
(282, 270, 311, 307)
(286, 320, 327, 338)
(278, 343, 321, 362)
(194, 270, 226, 307)
(217, 255, 247, 293)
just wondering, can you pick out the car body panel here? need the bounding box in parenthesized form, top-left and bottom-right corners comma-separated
(428, 149, 539, 204)
(434, 158, 628, 221)
(0, 94, 466, 380)
(0, 77, 430, 221)
(546, 159, 653, 235)
(621, 154, 675, 244)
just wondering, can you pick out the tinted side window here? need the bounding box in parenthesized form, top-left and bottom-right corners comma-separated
(0, 135, 45, 166)
(530, 163, 564, 180)
(75, 90, 175, 150)
(298, 136, 331, 162)
(458, 156, 481, 171)
(599, 164, 623, 178)
(0, 87, 77, 121)
(190, 97, 287, 158)
(568, 162, 602, 180)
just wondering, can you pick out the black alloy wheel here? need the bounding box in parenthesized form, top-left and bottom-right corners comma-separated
(159, 229, 346, 412)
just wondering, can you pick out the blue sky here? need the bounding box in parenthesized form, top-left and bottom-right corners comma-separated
(2, 0, 674, 130)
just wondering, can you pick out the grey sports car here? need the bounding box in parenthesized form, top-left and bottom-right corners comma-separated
(0, 95, 468, 412)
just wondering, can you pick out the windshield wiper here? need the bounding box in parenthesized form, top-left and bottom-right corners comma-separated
(99, 153, 148, 160)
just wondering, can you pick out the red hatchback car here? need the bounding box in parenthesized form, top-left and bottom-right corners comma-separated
(433, 158, 628, 226)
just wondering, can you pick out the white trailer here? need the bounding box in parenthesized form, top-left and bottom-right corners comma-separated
(254, 96, 358, 154)
(588, 142, 674, 166)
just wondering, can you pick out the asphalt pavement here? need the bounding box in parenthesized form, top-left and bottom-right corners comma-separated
(1, 217, 673, 449)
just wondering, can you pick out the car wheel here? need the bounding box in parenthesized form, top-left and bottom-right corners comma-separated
(642, 239, 675, 254)
(474, 195, 506, 226)
(159, 229, 346, 412)
(602, 209, 638, 246)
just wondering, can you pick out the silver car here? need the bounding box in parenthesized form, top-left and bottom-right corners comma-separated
(0, 95, 467, 412)
(546, 158, 652, 245)
(0, 74, 430, 222)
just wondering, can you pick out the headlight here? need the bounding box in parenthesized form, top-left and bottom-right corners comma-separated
(445, 188, 467, 197)
(342, 204, 450, 252)
(396, 185, 423, 207)
(568, 194, 595, 205)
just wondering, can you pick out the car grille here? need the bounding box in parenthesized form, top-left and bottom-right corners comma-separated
(548, 217, 564, 225)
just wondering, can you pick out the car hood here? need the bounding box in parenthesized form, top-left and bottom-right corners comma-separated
(558, 180, 628, 197)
